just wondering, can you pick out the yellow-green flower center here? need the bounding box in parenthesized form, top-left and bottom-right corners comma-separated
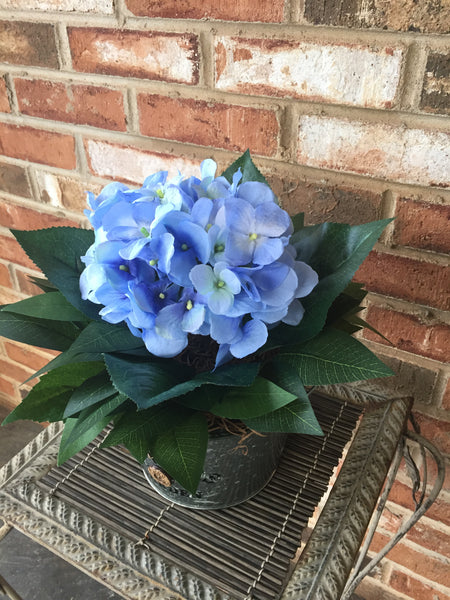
(186, 299, 193, 310)
(214, 243, 225, 253)
(249, 232, 258, 241)
(119, 264, 129, 272)
(216, 280, 225, 288)
(149, 259, 157, 266)
(159, 292, 165, 299)
(156, 188, 164, 199)
(181, 243, 189, 251)
(140, 226, 150, 238)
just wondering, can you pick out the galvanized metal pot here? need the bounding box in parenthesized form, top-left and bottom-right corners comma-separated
(142, 430, 287, 510)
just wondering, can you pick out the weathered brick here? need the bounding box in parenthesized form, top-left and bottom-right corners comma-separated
(4, 341, 51, 372)
(0, 162, 30, 197)
(0, 0, 114, 11)
(138, 94, 279, 156)
(414, 412, 450, 456)
(421, 52, 450, 116)
(0, 200, 79, 231)
(35, 171, 102, 213)
(0, 123, 76, 169)
(0, 235, 36, 269)
(355, 252, 450, 311)
(353, 579, 408, 600)
(442, 379, 450, 411)
(0, 76, 10, 113)
(390, 570, 450, 600)
(364, 305, 450, 364)
(270, 177, 382, 225)
(0, 375, 18, 404)
(390, 480, 450, 527)
(406, 520, 450, 558)
(394, 198, 450, 254)
(215, 37, 402, 109)
(126, 0, 284, 21)
(16, 79, 127, 131)
(297, 116, 450, 188)
(303, 0, 450, 34)
(69, 28, 199, 84)
(0, 21, 58, 68)
(370, 532, 449, 587)
(0, 358, 35, 385)
(85, 139, 201, 183)
(367, 353, 439, 407)
(0, 262, 11, 288)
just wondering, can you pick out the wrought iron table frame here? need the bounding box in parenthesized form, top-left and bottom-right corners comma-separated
(0, 384, 445, 600)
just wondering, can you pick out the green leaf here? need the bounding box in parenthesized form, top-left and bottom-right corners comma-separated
(133, 361, 260, 408)
(0, 311, 79, 351)
(63, 371, 117, 418)
(69, 321, 144, 355)
(149, 412, 208, 494)
(58, 394, 126, 465)
(26, 350, 103, 382)
(27, 276, 57, 293)
(101, 402, 193, 462)
(104, 354, 192, 410)
(2, 362, 104, 425)
(275, 328, 394, 386)
(244, 398, 322, 435)
(12, 227, 100, 320)
(291, 212, 304, 233)
(209, 377, 297, 419)
(221, 149, 268, 185)
(2, 291, 88, 322)
(267, 219, 391, 349)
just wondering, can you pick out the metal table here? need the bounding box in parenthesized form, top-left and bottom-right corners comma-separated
(0, 384, 444, 600)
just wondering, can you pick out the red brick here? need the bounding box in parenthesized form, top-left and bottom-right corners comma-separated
(297, 116, 450, 188)
(355, 252, 450, 311)
(0, 358, 35, 384)
(0, 162, 30, 197)
(138, 94, 279, 156)
(0, 375, 18, 404)
(303, 0, 450, 34)
(69, 28, 199, 84)
(390, 481, 450, 527)
(0, 235, 37, 269)
(270, 177, 382, 225)
(4, 341, 52, 373)
(379, 506, 404, 534)
(0, 287, 23, 305)
(0, 201, 79, 231)
(0, 76, 10, 112)
(394, 198, 450, 254)
(390, 570, 450, 600)
(126, 0, 284, 21)
(0, 123, 76, 169)
(0, 262, 11, 288)
(364, 305, 450, 364)
(15, 78, 126, 132)
(354, 579, 409, 600)
(14, 268, 44, 297)
(406, 520, 450, 558)
(413, 412, 450, 457)
(216, 37, 402, 109)
(370, 532, 449, 587)
(0, 21, 58, 68)
(421, 52, 450, 116)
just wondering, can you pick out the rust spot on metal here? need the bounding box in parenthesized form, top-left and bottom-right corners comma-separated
(147, 465, 172, 487)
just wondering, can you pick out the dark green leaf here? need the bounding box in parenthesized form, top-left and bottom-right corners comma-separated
(12, 227, 100, 320)
(101, 402, 193, 462)
(137, 361, 261, 408)
(2, 362, 104, 425)
(244, 397, 323, 435)
(104, 354, 192, 410)
(63, 371, 117, 418)
(275, 328, 394, 385)
(0, 311, 79, 351)
(209, 377, 297, 419)
(26, 350, 103, 382)
(149, 412, 208, 494)
(28, 276, 57, 293)
(2, 291, 88, 322)
(291, 212, 304, 233)
(69, 321, 144, 355)
(221, 149, 268, 185)
(58, 394, 127, 465)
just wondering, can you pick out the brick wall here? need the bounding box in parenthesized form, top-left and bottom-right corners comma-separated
(0, 2, 448, 598)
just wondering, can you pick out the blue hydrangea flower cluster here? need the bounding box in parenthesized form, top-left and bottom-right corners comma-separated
(80, 160, 319, 367)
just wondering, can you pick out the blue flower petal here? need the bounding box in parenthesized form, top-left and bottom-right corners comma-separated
(230, 319, 268, 359)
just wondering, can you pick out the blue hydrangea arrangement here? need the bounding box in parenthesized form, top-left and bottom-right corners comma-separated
(1, 152, 393, 493)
